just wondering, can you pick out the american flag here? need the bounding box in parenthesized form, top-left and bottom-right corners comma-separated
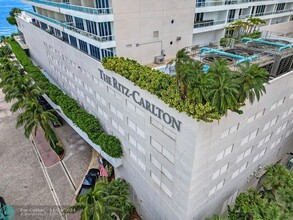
(98, 158, 108, 177)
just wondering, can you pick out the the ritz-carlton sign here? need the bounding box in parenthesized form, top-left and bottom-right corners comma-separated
(99, 69, 182, 132)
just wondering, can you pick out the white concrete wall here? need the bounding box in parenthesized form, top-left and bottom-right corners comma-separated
(187, 71, 293, 219)
(111, 0, 195, 64)
(17, 16, 293, 220)
(192, 29, 225, 46)
(17, 16, 199, 220)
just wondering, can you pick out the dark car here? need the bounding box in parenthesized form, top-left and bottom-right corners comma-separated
(78, 169, 100, 196)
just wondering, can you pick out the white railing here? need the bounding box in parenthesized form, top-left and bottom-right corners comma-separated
(24, 10, 115, 42)
(27, 0, 113, 15)
(196, 0, 272, 7)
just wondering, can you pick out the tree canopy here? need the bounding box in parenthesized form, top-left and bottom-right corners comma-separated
(209, 164, 293, 220)
(6, 8, 22, 26)
(103, 50, 269, 122)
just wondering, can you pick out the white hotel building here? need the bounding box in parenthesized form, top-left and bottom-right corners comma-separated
(15, 0, 293, 219)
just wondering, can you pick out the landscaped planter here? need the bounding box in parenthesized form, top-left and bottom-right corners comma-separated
(43, 94, 122, 168)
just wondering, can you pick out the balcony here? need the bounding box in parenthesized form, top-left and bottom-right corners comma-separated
(26, 0, 112, 15)
(25, 10, 114, 42)
(194, 19, 226, 28)
(196, 0, 269, 7)
(239, 9, 293, 19)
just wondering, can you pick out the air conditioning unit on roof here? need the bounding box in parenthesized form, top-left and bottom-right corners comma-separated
(154, 55, 164, 64)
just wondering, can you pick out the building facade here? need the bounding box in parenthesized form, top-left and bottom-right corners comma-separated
(16, 0, 293, 219)
(193, 0, 293, 46)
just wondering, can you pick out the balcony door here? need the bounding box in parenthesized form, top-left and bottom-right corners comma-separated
(96, 0, 109, 8)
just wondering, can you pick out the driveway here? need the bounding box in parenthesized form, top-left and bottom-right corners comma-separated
(0, 90, 93, 219)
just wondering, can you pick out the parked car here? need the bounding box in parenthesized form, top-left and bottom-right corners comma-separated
(78, 169, 100, 196)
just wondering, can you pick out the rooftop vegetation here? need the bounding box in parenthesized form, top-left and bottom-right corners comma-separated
(7, 38, 123, 158)
(102, 49, 269, 122)
(220, 17, 265, 46)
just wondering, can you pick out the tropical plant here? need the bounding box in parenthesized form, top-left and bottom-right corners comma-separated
(0, 46, 13, 58)
(167, 48, 193, 100)
(209, 164, 293, 220)
(65, 179, 134, 220)
(6, 8, 22, 26)
(8, 38, 123, 158)
(234, 63, 269, 104)
(15, 99, 63, 155)
(247, 17, 266, 33)
(262, 164, 293, 210)
(227, 189, 290, 220)
(226, 20, 248, 37)
(206, 71, 239, 114)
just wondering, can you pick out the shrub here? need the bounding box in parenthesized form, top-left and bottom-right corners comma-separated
(8, 39, 123, 158)
(97, 133, 123, 158)
(102, 57, 221, 122)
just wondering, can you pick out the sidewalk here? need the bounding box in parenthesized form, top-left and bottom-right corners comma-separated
(33, 128, 59, 167)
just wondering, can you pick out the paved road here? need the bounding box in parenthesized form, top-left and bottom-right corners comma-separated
(0, 90, 93, 219)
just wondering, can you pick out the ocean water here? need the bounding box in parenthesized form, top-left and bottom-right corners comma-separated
(0, 0, 32, 37)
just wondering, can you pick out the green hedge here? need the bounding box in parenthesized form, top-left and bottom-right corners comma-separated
(8, 39, 123, 158)
(102, 57, 221, 122)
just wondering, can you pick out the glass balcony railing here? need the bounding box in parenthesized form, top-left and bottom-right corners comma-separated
(239, 9, 293, 19)
(25, 10, 114, 41)
(194, 19, 226, 28)
(27, 0, 113, 15)
(196, 0, 270, 7)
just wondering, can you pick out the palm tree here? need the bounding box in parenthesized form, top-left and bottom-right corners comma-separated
(168, 48, 193, 100)
(226, 20, 247, 37)
(16, 99, 61, 152)
(65, 179, 133, 220)
(234, 63, 268, 104)
(0, 46, 12, 58)
(206, 61, 239, 114)
(247, 17, 266, 33)
(187, 61, 210, 104)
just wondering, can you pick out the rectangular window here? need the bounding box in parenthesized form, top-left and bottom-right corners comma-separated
(195, 13, 204, 22)
(162, 147, 175, 163)
(221, 124, 239, 139)
(79, 40, 88, 53)
(62, 32, 69, 43)
(276, 3, 285, 11)
(40, 22, 48, 30)
(89, 44, 101, 60)
(151, 155, 161, 170)
(227, 9, 236, 22)
(101, 48, 115, 59)
(151, 137, 163, 152)
(256, 5, 265, 16)
(137, 143, 145, 155)
(98, 22, 113, 38)
(74, 17, 84, 30)
(69, 35, 78, 48)
(96, 0, 110, 8)
(65, 15, 73, 24)
(86, 20, 98, 35)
